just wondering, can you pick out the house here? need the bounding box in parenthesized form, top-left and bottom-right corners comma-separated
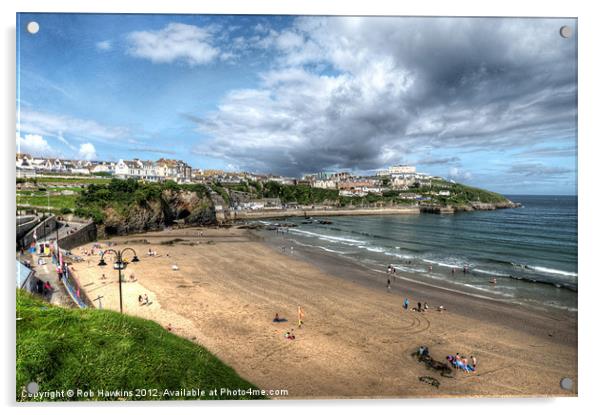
(90, 162, 115, 174)
(16, 153, 34, 170)
(313, 179, 337, 189)
(388, 165, 416, 175)
(155, 158, 192, 183)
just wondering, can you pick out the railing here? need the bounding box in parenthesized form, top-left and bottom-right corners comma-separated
(52, 252, 89, 309)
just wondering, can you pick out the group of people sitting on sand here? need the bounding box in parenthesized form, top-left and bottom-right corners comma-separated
(147, 248, 158, 257)
(138, 293, 150, 305)
(273, 308, 305, 340)
(446, 353, 477, 372)
(403, 298, 447, 313)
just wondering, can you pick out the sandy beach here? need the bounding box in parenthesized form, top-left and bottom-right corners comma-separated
(69, 226, 577, 398)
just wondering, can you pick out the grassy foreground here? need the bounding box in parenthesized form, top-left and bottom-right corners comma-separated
(16, 291, 266, 401)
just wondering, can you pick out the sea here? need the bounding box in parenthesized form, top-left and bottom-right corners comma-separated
(257, 195, 577, 314)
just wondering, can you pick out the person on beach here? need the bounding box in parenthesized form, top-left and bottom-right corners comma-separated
(455, 353, 461, 363)
(471, 355, 477, 369)
(298, 306, 304, 328)
(138, 295, 144, 305)
(438, 305, 446, 312)
(273, 313, 282, 322)
(167, 323, 173, 332)
(101, 273, 106, 280)
(417, 302, 422, 312)
(387, 278, 391, 292)
(424, 302, 429, 312)
(403, 298, 409, 310)
(144, 294, 149, 305)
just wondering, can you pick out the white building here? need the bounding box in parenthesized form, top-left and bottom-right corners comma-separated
(90, 162, 115, 174)
(313, 179, 337, 189)
(114, 158, 192, 182)
(115, 159, 160, 181)
(388, 165, 416, 175)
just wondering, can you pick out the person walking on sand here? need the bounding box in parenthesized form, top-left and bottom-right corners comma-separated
(387, 278, 391, 292)
(298, 306, 304, 328)
(403, 298, 409, 311)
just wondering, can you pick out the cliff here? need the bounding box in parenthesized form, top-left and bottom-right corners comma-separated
(97, 189, 216, 237)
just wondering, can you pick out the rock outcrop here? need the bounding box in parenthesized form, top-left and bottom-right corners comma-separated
(98, 189, 216, 237)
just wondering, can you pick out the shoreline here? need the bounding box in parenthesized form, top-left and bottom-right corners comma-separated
(69, 226, 577, 398)
(229, 206, 420, 220)
(256, 229, 577, 348)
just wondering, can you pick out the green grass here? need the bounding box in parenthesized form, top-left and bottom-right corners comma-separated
(16, 291, 266, 401)
(15, 194, 77, 210)
(18, 176, 112, 185)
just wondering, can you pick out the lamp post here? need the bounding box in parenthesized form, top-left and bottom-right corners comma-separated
(98, 248, 139, 313)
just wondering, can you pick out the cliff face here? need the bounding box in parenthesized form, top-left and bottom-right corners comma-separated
(98, 189, 216, 237)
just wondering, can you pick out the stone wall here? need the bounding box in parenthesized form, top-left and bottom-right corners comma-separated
(16, 215, 40, 240)
(20, 216, 58, 248)
(58, 222, 97, 251)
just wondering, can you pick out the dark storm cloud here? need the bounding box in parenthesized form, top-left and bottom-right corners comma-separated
(190, 17, 577, 177)
(417, 156, 461, 166)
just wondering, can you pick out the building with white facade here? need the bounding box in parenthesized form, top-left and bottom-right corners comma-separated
(388, 165, 416, 175)
(114, 158, 192, 182)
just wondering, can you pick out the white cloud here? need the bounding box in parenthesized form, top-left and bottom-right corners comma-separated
(96, 40, 112, 51)
(190, 17, 576, 177)
(18, 109, 129, 142)
(78, 143, 97, 160)
(16, 133, 54, 157)
(449, 167, 473, 181)
(126, 23, 222, 66)
(57, 132, 77, 151)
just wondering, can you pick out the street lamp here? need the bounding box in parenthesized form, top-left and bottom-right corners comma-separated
(98, 248, 140, 313)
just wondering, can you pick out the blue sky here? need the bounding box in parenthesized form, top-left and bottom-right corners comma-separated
(16, 14, 577, 195)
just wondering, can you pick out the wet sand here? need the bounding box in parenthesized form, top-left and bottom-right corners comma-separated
(71, 227, 577, 398)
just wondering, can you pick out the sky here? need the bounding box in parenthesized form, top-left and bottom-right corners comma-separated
(16, 13, 577, 195)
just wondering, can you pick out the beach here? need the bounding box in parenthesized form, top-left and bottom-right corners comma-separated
(70, 226, 577, 398)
